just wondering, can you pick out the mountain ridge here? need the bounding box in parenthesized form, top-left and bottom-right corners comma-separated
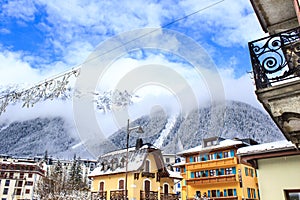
(0, 100, 284, 158)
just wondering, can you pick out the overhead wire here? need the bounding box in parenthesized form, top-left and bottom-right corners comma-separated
(0, 0, 225, 100)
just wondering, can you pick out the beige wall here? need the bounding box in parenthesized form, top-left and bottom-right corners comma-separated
(257, 155, 300, 200)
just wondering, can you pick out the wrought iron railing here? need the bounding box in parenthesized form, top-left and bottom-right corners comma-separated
(160, 193, 179, 200)
(249, 26, 300, 89)
(140, 191, 158, 200)
(110, 190, 126, 200)
(91, 191, 107, 200)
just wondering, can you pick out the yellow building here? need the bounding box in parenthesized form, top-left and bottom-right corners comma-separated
(175, 137, 259, 200)
(89, 142, 182, 200)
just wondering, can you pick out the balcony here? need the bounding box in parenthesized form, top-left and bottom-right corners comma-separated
(249, 26, 300, 146)
(186, 174, 237, 185)
(142, 171, 155, 178)
(186, 157, 237, 171)
(160, 193, 179, 200)
(140, 191, 158, 200)
(91, 191, 107, 200)
(110, 190, 126, 200)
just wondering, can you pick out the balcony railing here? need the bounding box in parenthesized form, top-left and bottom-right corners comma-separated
(140, 191, 158, 200)
(186, 157, 237, 171)
(160, 193, 179, 200)
(249, 26, 300, 89)
(142, 171, 155, 178)
(110, 190, 126, 200)
(91, 191, 107, 200)
(186, 174, 237, 185)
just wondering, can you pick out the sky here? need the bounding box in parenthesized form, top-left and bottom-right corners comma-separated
(0, 0, 267, 134)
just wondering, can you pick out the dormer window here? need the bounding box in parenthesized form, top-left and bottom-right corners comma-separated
(120, 157, 126, 168)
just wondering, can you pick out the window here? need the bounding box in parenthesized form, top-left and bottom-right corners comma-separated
(3, 188, 8, 195)
(145, 160, 150, 172)
(16, 189, 21, 195)
(211, 190, 217, 197)
(285, 189, 300, 200)
(25, 181, 33, 186)
(28, 173, 33, 178)
(17, 181, 23, 187)
(165, 158, 170, 163)
(225, 168, 233, 175)
(224, 151, 229, 158)
(144, 180, 150, 192)
(99, 181, 104, 191)
(5, 180, 10, 186)
(9, 173, 13, 179)
(228, 189, 233, 196)
(163, 184, 169, 194)
(25, 189, 30, 194)
(209, 170, 215, 176)
(20, 173, 24, 179)
(118, 179, 124, 190)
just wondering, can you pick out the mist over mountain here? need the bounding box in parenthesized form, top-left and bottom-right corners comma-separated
(108, 101, 284, 154)
(0, 99, 284, 158)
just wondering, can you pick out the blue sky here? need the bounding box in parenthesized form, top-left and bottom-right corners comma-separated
(0, 0, 267, 122)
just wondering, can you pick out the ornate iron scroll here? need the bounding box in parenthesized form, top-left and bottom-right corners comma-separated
(249, 27, 300, 89)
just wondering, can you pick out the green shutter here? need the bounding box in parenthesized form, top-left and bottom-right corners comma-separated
(245, 167, 248, 176)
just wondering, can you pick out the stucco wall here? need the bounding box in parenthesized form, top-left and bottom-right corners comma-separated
(257, 155, 300, 200)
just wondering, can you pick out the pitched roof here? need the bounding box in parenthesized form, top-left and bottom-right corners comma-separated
(177, 139, 243, 156)
(237, 140, 296, 155)
(89, 144, 164, 177)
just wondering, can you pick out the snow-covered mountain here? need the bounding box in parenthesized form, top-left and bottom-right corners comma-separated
(108, 101, 284, 154)
(0, 99, 284, 158)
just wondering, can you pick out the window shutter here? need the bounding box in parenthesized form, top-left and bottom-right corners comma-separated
(208, 190, 211, 197)
(224, 189, 227, 197)
(245, 167, 248, 176)
(230, 150, 235, 157)
(232, 167, 236, 174)
(191, 172, 194, 178)
(233, 189, 237, 196)
(219, 152, 223, 159)
(217, 190, 220, 197)
(221, 168, 224, 175)
(247, 188, 251, 198)
(190, 156, 193, 162)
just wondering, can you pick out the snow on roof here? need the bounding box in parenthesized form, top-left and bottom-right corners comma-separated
(237, 140, 296, 155)
(167, 169, 182, 179)
(177, 139, 243, 155)
(172, 160, 186, 167)
(89, 144, 159, 177)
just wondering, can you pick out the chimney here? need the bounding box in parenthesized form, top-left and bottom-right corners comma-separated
(136, 138, 143, 150)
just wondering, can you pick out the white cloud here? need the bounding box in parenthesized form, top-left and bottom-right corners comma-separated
(0, 50, 42, 85)
(1, 0, 37, 21)
(179, 0, 266, 47)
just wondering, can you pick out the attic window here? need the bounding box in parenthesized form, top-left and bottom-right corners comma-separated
(145, 160, 150, 172)
(111, 158, 118, 171)
(120, 157, 126, 168)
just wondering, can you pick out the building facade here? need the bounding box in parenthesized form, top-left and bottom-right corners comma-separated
(238, 140, 300, 200)
(249, 0, 300, 146)
(89, 142, 181, 200)
(176, 137, 259, 200)
(0, 155, 45, 200)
